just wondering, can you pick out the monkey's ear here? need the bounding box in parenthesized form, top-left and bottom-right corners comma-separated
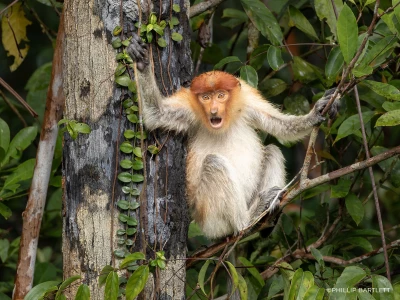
(126, 32, 149, 70)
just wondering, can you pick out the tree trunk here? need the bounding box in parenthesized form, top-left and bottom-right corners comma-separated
(62, 0, 191, 298)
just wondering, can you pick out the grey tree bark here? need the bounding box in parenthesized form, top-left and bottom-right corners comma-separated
(62, 0, 192, 298)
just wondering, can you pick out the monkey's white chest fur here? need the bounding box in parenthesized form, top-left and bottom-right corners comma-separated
(186, 120, 264, 238)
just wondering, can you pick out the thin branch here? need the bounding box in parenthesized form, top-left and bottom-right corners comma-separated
(292, 239, 400, 266)
(0, 78, 38, 118)
(13, 11, 65, 300)
(0, 90, 27, 127)
(190, 0, 226, 18)
(354, 84, 391, 281)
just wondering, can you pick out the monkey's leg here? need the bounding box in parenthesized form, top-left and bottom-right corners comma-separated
(249, 144, 286, 219)
(193, 154, 249, 239)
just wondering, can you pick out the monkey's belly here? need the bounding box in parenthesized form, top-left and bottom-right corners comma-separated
(186, 129, 264, 238)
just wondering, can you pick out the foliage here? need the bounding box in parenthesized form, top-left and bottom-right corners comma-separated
(0, 0, 400, 299)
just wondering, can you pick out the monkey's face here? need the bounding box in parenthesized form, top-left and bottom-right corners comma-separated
(198, 90, 229, 130)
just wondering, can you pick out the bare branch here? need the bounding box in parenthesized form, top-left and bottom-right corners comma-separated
(190, 0, 226, 18)
(13, 12, 65, 300)
(354, 84, 391, 281)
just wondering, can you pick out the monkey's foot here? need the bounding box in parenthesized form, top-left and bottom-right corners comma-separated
(260, 186, 284, 214)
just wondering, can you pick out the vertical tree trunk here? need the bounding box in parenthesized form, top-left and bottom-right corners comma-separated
(62, 0, 191, 298)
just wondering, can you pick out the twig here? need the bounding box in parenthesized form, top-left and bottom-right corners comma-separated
(0, 78, 38, 118)
(0, 90, 27, 127)
(292, 239, 400, 266)
(190, 0, 226, 18)
(353, 84, 391, 281)
(0, 0, 18, 16)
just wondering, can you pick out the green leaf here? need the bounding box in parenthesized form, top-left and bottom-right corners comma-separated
(226, 261, 239, 295)
(214, 56, 241, 70)
(118, 172, 132, 183)
(75, 284, 90, 300)
(25, 62, 52, 121)
(124, 129, 136, 139)
(104, 271, 119, 300)
(3, 158, 35, 192)
(132, 160, 143, 170)
(288, 269, 314, 299)
(74, 123, 91, 134)
(198, 260, 211, 295)
(371, 275, 394, 299)
(237, 273, 248, 300)
(171, 32, 183, 42)
(55, 275, 81, 300)
(240, 65, 258, 88)
(1, 126, 37, 167)
(157, 38, 167, 48)
(117, 200, 130, 210)
(249, 45, 269, 70)
(172, 4, 180, 12)
(334, 266, 366, 288)
(127, 114, 138, 123)
(376, 110, 400, 127)
(382, 101, 400, 111)
(147, 145, 159, 155)
(362, 80, 400, 100)
(337, 4, 358, 64)
(126, 265, 150, 300)
(221, 8, 248, 29)
(340, 237, 372, 252)
(0, 202, 12, 219)
(310, 248, 325, 268)
(334, 111, 375, 143)
(114, 63, 126, 77)
(292, 56, 320, 83)
(112, 38, 122, 48)
(315, 0, 344, 36)
(170, 17, 179, 26)
(345, 194, 364, 225)
(238, 257, 264, 287)
(325, 47, 344, 80)
(259, 78, 287, 98)
(113, 26, 122, 36)
(0, 118, 10, 153)
(331, 177, 351, 198)
(303, 285, 325, 300)
(241, 0, 283, 45)
(25, 281, 60, 300)
(115, 74, 131, 87)
(357, 35, 397, 69)
(0, 239, 10, 262)
(120, 252, 146, 269)
(120, 159, 133, 169)
(132, 174, 144, 182)
(288, 6, 319, 40)
(267, 46, 284, 71)
(119, 214, 129, 222)
(133, 147, 142, 158)
(120, 142, 133, 153)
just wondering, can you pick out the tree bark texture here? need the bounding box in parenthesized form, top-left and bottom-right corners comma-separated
(62, 0, 191, 298)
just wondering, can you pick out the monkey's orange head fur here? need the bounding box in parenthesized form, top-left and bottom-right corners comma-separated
(190, 71, 243, 133)
(190, 71, 240, 94)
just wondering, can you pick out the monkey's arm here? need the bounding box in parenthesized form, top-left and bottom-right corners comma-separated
(127, 36, 196, 133)
(244, 83, 338, 142)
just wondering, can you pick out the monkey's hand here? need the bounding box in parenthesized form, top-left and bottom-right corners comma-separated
(313, 88, 341, 123)
(126, 32, 148, 71)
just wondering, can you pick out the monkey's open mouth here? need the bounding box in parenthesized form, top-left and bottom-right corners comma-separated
(210, 116, 223, 128)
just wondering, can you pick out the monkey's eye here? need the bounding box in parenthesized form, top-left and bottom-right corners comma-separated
(202, 94, 210, 101)
(218, 92, 225, 98)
